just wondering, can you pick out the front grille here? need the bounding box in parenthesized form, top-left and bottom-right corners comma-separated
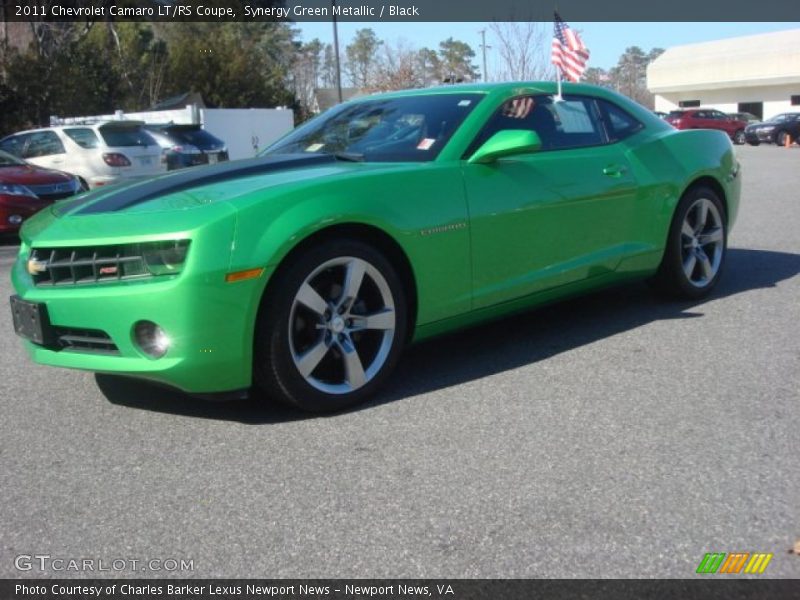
(38, 191, 78, 202)
(26, 182, 80, 200)
(29, 245, 152, 286)
(55, 327, 119, 354)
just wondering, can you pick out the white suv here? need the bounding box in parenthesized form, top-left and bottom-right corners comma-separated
(0, 121, 166, 189)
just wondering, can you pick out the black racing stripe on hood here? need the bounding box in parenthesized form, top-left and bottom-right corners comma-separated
(76, 153, 336, 215)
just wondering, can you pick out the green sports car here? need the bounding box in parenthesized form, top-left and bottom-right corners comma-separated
(9, 82, 741, 412)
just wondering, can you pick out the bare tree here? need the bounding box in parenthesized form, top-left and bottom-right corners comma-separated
(489, 22, 554, 82)
(372, 41, 422, 92)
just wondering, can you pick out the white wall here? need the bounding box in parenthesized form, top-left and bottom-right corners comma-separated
(201, 108, 294, 160)
(654, 84, 799, 119)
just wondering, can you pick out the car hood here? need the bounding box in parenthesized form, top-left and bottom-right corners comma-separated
(0, 164, 74, 185)
(49, 153, 367, 217)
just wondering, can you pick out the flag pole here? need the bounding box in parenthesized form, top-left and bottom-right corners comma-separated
(556, 68, 563, 102)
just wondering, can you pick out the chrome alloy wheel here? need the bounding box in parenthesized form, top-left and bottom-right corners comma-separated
(680, 197, 724, 288)
(288, 256, 396, 394)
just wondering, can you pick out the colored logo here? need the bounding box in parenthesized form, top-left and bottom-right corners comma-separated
(696, 552, 773, 574)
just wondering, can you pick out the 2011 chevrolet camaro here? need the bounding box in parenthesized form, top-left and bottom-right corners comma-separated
(9, 83, 741, 412)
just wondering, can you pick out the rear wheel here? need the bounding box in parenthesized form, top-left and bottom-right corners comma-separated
(651, 186, 727, 299)
(733, 130, 745, 145)
(254, 240, 407, 412)
(775, 130, 790, 146)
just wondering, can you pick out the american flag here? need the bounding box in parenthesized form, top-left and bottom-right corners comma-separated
(551, 12, 590, 82)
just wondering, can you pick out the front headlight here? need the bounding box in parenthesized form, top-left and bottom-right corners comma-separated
(0, 183, 37, 198)
(142, 240, 191, 276)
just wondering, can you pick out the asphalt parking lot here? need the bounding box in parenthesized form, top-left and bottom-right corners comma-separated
(1, 144, 798, 579)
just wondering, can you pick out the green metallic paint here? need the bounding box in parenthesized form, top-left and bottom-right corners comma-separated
(10, 82, 740, 395)
(468, 130, 542, 163)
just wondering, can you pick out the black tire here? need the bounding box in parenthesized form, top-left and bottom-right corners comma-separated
(733, 130, 745, 145)
(253, 239, 407, 412)
(651, 186, 727, 300)
(775, 130, 789, 146)
(747, 140, 760, 146)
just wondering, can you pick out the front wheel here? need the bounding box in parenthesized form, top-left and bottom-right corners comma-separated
(651, 187, 727, 299)
(254, 240, 407, 412)
(733, 130, 746, 145)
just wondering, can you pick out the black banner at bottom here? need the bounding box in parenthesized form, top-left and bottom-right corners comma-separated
(2, 580, 800, 600)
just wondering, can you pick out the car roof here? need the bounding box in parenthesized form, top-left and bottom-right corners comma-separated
(4, 121, 146, 136)
(348, 81, 619, 102)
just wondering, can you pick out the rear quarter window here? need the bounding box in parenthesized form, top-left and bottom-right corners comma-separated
(597, 99, 644, 142)
(100, 128, 157, 147)
(63, 128, 100, 149)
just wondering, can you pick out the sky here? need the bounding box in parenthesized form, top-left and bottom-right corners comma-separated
(297, 22, 800, 75)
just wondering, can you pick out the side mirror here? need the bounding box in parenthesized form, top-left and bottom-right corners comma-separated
(468, 130, 542, 164)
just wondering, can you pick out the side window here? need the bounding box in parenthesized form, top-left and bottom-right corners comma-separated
(0, 134, 27, 157)
(63, 128, 100, 149)
(22, 131, 65, 158)
(693, 111, 707, 119)
(466, 94, 605, 156)
(549, 99, 604, 148)
(597, 99, 643, 142)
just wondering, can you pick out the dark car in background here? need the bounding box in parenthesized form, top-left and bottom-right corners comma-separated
(744, 113, 800, 146)
(0, 150, 82, 235)
(145, 124, 228, 170)
(665, 108, 748, 145)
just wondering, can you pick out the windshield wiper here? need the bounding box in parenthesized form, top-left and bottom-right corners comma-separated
(330, 151, 365, 162)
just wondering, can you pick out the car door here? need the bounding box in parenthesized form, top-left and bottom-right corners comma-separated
(0, 133, 31, 158)
(19, 130, 67, 171)
(708, 110, 734, 136)
(462, 94, 641, 309)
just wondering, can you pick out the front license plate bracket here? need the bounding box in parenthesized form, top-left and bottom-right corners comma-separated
(9, 295, 57, 347)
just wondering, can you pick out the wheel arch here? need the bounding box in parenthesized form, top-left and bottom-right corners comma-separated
(257, 222, 419, 343)
(682, 175, 729, 222)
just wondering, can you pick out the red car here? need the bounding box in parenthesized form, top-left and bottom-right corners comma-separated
(665, 108, 748, 145)
(0, 149, 82, 235)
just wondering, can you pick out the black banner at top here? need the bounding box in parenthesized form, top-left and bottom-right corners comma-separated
(1, 0, 800, 22)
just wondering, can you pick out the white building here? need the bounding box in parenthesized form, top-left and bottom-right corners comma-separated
(647, 29, 800, 120)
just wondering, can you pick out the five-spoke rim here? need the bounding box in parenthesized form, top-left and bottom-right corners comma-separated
(681, 198, 724, 288)
(288, 256, 396, 395)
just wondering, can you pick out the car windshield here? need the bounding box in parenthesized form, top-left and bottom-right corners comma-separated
(165, 128, 224, 149)
(0, 149, 25, 166)
(667, 111, 685, 118)
(264, 93, 483, 162)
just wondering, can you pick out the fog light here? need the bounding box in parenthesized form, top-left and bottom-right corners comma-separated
(8, 214, 23, 225)
(134, 320, 170, 358)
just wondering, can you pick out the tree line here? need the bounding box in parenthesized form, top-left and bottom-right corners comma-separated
(0, 20, 664, 138)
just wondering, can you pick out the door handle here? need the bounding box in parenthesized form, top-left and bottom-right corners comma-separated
(603, 164, 627, 178)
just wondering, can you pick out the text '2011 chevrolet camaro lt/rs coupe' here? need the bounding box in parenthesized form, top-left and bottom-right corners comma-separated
(9, 83, 740, 412)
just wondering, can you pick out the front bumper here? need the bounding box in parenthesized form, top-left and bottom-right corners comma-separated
(10, 210, 269, 395)
(745, 129, 776, 143)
